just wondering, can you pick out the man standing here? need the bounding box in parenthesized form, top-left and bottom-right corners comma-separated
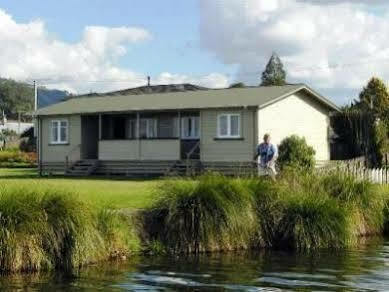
(254, 133, 278, 179)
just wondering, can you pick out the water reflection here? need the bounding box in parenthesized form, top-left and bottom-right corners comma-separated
(1, 237, 388, 291)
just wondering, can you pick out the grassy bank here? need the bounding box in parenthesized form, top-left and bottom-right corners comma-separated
(146, 172, 389, 253)
(0, 168, 388, 273)
(0, 184, 140, 274)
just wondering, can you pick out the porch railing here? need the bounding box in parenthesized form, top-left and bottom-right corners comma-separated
(65, 144, 81, 171)
(186, 140, 200, 176)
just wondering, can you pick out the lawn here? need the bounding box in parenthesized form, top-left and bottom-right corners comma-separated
(0, 168, 164, 209)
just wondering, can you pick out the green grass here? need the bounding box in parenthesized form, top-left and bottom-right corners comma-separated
(0, 167, 388, 272)
(146, 175, 258, 253)
(0, 184, 140, 273)
(0, 168, 162, 210)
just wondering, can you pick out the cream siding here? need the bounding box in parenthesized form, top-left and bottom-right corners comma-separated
(98, 140, 180, 160)
(200, 108, 256, 162)
(139, 140, 180, 160)
(257, 92, 330, 161)
(40, 115, 81, 162)
(99, 140, 139, 160)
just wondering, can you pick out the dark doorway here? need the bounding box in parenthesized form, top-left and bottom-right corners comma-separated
(181, 140, 200, 160)
(81, 115, 99, 159)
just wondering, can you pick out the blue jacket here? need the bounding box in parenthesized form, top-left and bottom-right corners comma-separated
(256, 143, 277, 166)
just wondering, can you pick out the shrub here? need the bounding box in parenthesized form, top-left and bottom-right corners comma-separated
(147, 174, 258, 253)
(0, 150, 36, 167)
(248, 174, 349, 250)
(320, 172, 385, 235)
(276, 193, 349, 250)
(0, 184, 139, 274)
(277, 135, 316, 171)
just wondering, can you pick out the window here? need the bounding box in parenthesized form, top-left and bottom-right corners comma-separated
(139, 118, 157, 138)
(181, 116, 199, 139)
(217, 114, 241, 138)
(50, 119, 68, 144)
(127, 119, 136, 139)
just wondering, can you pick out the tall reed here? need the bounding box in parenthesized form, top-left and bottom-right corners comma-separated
(0, 184, 139, 274)
(147, 174, 258, 253)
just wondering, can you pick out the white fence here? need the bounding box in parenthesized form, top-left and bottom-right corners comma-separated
(318, 156, 389, 185)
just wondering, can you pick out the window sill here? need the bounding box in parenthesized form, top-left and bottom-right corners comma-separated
(214, 137, 244, 141)
(100, 138, 180, 141)
(49, 143, 69, 146)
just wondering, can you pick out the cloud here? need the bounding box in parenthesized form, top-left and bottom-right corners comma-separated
(199, 0, 389, 104)
(297, 0, 387, 5)
(154, 72, 229, 88)
(0, 9, 228, 94)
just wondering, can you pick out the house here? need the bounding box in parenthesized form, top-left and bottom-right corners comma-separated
(34, 83, 339, 176)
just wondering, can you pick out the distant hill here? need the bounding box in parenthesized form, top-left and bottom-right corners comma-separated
(0, 78, 68, 120)
(38, 88, 68, 108)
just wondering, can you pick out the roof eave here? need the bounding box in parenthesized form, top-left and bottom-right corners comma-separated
(258, 85, 340, 112)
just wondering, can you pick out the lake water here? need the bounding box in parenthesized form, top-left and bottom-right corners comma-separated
(1, 238, 388, 291)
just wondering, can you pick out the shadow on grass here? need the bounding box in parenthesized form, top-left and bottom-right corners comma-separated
(0, 168, 165, 182)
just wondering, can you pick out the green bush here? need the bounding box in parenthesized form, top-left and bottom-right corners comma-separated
(0, 184, 139, 274)
(248, 174, 349, 250)
(0, 149, 36, 167)
(146, 172, 388, 253)
(277, 135, 316, 171)
(320, 172, 385, 235)
(147, 174, 258, 253)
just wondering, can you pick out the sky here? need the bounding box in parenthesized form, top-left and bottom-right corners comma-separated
(0, 0, 389, 105)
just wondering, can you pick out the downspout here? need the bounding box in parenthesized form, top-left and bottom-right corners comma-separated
(38, 116, 42, 176)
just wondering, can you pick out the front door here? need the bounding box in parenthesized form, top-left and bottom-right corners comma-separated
(180, 116, 200, 159)
(81, 115, 99, 159)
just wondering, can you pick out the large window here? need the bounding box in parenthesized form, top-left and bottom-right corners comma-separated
(181, 116, 199, 139)
(217, 113, 241, 138)
(139, 118, 157, 138)
(50, 119, 68, 144)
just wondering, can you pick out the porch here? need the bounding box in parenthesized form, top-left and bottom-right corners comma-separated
(80, 111, 200, 162)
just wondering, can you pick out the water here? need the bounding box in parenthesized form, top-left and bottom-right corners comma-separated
(1, 238, 389, 291)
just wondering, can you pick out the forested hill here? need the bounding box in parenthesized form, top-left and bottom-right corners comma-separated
(0, 78, 68, 120)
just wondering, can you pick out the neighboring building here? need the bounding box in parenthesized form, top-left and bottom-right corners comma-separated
(0, 113, 33, 135)
(34, 84, 339, 176)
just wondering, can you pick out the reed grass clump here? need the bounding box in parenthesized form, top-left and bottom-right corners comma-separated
(147, 172, 388, 253)
(0, 184, 139, 274)
(320, 172, 385, 236)
(248, 174, 349, 250)
(147, 174, 258, 253)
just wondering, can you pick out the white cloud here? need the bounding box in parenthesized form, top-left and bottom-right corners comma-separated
(0, 9, 228, 94)
(154, 72, 229, 88)
(199, 0, 389, 104)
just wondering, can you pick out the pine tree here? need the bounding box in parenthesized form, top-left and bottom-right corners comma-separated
(358, 77, 389, 118)
(260, 52, 287, 86)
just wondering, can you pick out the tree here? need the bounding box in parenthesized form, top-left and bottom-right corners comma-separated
(358, 77, 389, 118)
(229, 82, 246, 88)
(261, 52, 287, 86)
(277, 135, 316, 172)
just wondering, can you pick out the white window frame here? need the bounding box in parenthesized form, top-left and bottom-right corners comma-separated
(181, 116, 200, 139)
(50, 119, 69, 144)
(217, 113, 241, 138)
(140, 118, 157, 138)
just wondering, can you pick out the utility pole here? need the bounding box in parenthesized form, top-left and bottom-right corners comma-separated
(147, 76, 151, 87)
(33, 80, 38, 111)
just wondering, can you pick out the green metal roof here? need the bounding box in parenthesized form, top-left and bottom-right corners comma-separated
(35, 84, 339, 116)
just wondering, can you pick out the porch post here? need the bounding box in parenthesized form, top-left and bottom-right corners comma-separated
(136, 112, 141, 159)
(98, 114, 102, 140)
(178, 111, 181, 160)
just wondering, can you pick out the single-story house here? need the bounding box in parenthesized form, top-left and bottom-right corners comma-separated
(35, 83, 339, 176)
